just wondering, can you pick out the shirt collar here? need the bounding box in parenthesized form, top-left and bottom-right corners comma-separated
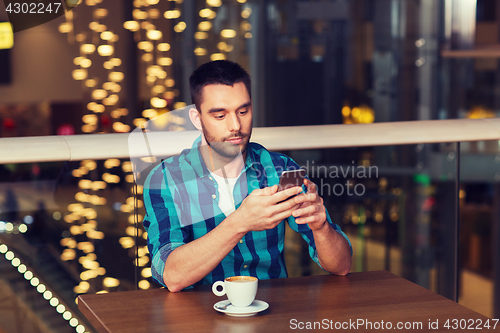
(244, 143, 260, 172)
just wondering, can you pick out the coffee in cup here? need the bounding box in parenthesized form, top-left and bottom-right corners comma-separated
(212, 276, 258, 307)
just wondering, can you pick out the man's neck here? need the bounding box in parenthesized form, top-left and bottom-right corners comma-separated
(199, 138, 246, 179)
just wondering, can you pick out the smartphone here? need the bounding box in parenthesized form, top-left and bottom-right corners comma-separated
(278, 169, 306, 192)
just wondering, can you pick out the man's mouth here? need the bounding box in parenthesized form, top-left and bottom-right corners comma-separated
(226, 137, 243, 144)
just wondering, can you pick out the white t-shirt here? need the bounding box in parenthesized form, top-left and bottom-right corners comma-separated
(209, 170, 239, 216)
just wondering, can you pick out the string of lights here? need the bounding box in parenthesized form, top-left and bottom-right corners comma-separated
(0, 241, 88, 333)
(0, 221, 29, 234)
(193, 0, 253, 60)
(56, 0, 256, 294)
(59, 0, 128, 295)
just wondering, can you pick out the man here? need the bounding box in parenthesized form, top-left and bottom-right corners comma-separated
(143, 60, 351, 292)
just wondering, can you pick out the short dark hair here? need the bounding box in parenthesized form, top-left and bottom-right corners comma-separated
(189, 60, 251, 111)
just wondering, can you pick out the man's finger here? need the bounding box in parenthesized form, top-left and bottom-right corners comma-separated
(272, 185, 302, 203)
(272, 205, 301, 223)
(305, 179, 318, 194)
(295, 215, 321, 224)
(275, 197, 302, 212)
(252, 185, 278, 196)
(292, 204, 318, 218)
(293, 192, 317, 204)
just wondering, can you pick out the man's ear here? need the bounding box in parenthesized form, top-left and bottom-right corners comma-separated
(188, 107, 203, 131)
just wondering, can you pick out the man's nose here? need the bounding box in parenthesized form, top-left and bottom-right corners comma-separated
(227, 113, 241, 132)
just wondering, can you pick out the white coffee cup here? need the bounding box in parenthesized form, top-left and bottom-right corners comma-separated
(212, 276, 258, 307)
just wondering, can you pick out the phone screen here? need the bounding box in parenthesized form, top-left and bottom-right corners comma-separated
(278, 169, 306, 192)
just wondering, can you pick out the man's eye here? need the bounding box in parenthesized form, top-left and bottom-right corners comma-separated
(239, 109, 248, 115)
(215, 114, 225, 119)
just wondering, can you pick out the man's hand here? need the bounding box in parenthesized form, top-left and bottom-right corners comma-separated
(164, 184, 302, 292)
(231, 185, 302, 233)
(291, 179, 352, 275)
(291, 179, 327, 231)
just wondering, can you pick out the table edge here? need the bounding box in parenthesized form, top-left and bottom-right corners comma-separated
(78, 295, 112, 333)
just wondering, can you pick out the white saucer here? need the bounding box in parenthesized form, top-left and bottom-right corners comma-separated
(213, 300, 269, 317)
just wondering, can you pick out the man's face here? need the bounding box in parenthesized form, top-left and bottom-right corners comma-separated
(198, 82, 253, 159)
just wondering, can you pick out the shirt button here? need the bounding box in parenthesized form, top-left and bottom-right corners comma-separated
(239, 239, 243, 244)
(209, 176, 213, 180)
(212, 194, 216, 199)
(243, 265, 248, 269)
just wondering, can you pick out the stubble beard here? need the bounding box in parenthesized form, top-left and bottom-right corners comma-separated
(202, 127, 252, 160)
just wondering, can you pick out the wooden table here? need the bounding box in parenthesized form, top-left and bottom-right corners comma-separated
(78, 271, 499, 332)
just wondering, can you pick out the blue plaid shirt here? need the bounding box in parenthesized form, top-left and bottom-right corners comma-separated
(143, 136, 351, 288)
